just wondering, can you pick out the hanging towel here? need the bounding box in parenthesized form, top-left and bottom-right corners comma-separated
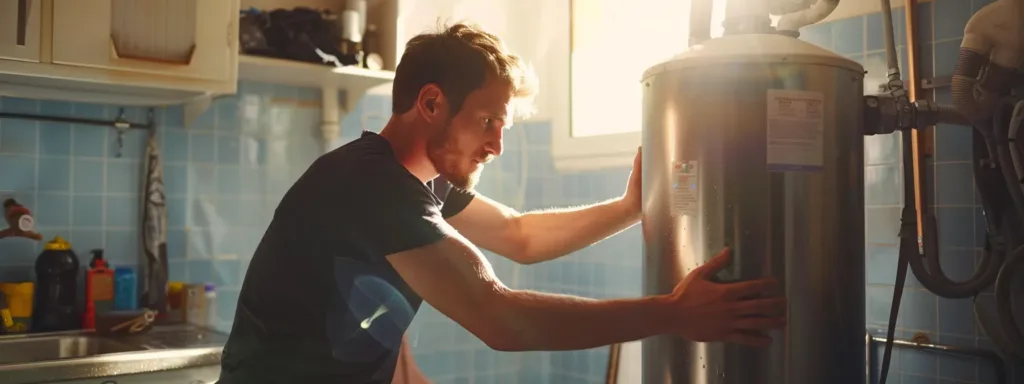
(140, 128, 168, 313)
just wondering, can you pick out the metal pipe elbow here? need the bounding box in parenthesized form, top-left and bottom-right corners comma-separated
(775, 0, 840, 31)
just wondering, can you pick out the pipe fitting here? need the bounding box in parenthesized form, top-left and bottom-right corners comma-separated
(775, 0, 840, 31)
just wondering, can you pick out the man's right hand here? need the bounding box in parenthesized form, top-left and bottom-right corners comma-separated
(669, 247, 788, 347)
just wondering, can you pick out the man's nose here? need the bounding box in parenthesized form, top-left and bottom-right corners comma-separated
(486, 129, 504, 157)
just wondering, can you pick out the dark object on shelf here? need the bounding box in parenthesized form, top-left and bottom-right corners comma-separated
(363, 23, 383, 70)
(240, 7, 357, 67)
(239, 7, 273, 56)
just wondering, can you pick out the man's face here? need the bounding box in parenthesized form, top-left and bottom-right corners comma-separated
(427, 78, 515, 190)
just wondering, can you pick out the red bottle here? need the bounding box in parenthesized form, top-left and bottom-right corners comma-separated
(82, 250, 114, 329)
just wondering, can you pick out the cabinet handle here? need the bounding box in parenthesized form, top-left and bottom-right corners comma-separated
(16, 0, 30, 46)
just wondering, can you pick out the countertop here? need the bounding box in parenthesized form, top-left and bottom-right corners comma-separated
(0, 324, 228, 383)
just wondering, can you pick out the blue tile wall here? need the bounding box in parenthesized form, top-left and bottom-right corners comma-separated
(0, 77, 629, 383)
(801, 0, 1021, 383)
(0, 82, 352, 335)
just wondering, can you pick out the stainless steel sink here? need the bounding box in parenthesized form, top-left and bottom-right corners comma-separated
(0, 334, 145, 364)
(0, 325, 227, 383)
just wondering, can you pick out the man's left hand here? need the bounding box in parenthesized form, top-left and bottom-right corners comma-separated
(623, 146, 642, 219)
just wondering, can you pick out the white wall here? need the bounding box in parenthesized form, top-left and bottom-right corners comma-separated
(395, 0, 569, 126)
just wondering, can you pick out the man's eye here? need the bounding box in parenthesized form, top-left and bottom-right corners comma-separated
(483, 118, 493, 127)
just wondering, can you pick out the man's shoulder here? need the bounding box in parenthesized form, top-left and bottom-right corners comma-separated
(311, 132, 407, 182)
(315, 132, 436, 203)
(324, 132, 394, 165)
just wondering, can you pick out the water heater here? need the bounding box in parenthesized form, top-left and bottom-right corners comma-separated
(640, 33, 867, 383)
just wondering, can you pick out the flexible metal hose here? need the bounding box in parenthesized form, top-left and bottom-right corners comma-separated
(936, 104, 972, 126)
(952, 49, 996, 128)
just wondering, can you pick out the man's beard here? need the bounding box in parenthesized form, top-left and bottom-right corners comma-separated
(427, 126, 483, 190)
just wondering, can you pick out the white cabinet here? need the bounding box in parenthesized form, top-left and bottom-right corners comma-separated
(51, 0, 238, 83)
(0, 0, 43, 62)
(50, 365, 221, 384)
(0, 0, 239, 117)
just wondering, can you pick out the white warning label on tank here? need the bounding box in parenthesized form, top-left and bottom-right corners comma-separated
(671, 160, 699, 217)
(766, 89, 825, 172)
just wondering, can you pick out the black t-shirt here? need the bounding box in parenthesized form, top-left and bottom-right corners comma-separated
(218, 131, 475, 384)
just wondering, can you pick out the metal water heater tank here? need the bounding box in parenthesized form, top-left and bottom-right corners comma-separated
(640, 33, 867, 383)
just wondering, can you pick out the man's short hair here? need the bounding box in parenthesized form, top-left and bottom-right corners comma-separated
(392, 22, 538, 119)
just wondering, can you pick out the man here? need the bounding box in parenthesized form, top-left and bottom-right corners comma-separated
(218, 23, 787, 383)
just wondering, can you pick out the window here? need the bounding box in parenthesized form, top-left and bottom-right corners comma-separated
(551, 0, 726, 171)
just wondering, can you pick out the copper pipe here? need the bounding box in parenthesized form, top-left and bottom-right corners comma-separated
(605, 342, 622, 383)
(904, 0, 928, 241)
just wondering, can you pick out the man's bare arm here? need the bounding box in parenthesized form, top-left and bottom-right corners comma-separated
(386, 227, 670, 351)
(447, 194, 638, 264)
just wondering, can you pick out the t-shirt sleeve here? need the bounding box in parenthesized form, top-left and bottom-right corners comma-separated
(441, 185, 475, 219)
(345, 165, 451, 258)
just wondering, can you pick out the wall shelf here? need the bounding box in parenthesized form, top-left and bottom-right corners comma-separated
(238, 54, 393, 103)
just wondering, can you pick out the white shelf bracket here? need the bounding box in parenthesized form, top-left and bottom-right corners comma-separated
(183, 94, 213, 129)
(321, 86, 341, 153)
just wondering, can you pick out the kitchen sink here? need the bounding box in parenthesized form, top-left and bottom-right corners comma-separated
(0, 334, 145, 364)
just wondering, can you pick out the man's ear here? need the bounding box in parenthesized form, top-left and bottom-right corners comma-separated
(415, 84, 449, 124)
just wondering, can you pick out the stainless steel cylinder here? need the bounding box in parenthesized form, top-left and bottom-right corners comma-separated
(640, 34, 866, 384)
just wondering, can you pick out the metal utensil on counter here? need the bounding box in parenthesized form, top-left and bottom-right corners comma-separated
(97, 309, 158, 336)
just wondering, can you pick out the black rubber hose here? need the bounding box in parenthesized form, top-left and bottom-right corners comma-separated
(995, 245, 1024, 361)
(880, 128, 917, 384)
(970, 119, 1024, 361)
(901, 125, 1003, 298)
(909, 212, 1003, 299)
(992, 100, 1024, 220)
(1013, 103, 1024, 188)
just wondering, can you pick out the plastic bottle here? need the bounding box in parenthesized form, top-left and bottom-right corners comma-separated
(82, 249, 114, 329)
(0, 291, 13, 335)
(204, 283, 216, 327)
(113, 267, 138, 311)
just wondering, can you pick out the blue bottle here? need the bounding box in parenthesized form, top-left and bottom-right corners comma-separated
(113, 267, 138, 311)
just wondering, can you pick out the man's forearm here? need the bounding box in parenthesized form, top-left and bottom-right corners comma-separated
(488, 289, 671, 351)
(515, 197, 639, 264)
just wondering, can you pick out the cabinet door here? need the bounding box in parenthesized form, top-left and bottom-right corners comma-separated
(0, 0, 42, 62)
(51, 0, 238, 82)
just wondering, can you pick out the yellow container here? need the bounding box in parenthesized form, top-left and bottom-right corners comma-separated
(0, 282, 34, 333)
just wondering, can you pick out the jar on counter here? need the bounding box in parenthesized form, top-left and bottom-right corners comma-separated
(185, 283, 216, 329)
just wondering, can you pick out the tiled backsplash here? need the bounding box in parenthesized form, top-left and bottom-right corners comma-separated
(0, 0, 1020, 382)
(0, 79, 633, 383)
